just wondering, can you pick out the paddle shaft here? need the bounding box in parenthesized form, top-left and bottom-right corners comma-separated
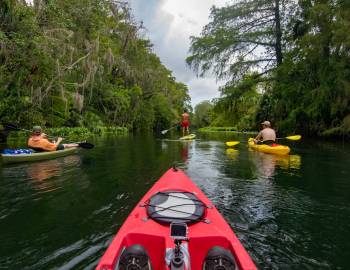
(161, 124, 179, 134)
(226, 135, 301, 146)
(14, 127, 65, 141)
(166, 126, 177, 132)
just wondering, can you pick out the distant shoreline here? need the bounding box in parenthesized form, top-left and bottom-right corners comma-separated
(198, 127, 256, 135)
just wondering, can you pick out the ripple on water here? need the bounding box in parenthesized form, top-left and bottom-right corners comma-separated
(22, 232, 110, 270)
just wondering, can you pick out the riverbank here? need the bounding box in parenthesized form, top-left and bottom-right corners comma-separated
(199, 126, 350, 141)
(6, 126, 128, 141)
(198, 126, 256, 135)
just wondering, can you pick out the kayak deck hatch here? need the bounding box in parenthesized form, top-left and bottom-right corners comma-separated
(146, 191, 206, 224)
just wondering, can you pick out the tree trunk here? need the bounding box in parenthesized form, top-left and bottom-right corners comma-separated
(274, 0, 283, 65)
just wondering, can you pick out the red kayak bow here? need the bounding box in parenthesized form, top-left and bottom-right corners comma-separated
(96, 167, 257, 270)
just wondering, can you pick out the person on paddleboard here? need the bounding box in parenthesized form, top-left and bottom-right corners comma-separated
(28, 126, 78, 151)
(253, 121, 276, 145)
(181, 109, 190, 136)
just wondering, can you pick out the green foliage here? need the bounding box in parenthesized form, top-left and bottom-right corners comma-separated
(187, 0, 350, 138)
(186, 0, 291, 82)
(152, 94, 174, 131)
(134, 101, 155, 131)
(194, 101, 213, 128)
(198, 126, 256, 134)
(47, 127, 91, 139)
(260, 0, 350, 137)
(208, 74, 262, 130)
(198, 127, 237, 132)
(91, 126, 128, 135)
(7, 125, 128, 143)
(0, 0, 190, 131)
(320, 115, 350, 138)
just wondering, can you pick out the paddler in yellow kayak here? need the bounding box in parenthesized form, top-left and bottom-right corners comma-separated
(28, 126, 79, 151)
(253, 121, 276, 146)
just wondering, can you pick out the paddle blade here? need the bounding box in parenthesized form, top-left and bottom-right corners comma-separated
(78, 142, 94, 149)
(286, 135, 301, 141)
(226, 141, 240, 147)
(161, 129, 168, 135)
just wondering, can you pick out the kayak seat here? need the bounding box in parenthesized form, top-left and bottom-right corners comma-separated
(118, 244, 152, 270)
(146, 190, 206, 224)
(188, 236, 238, 270)
(29, 147, 46, 152)
(113, 233, 165, 270)
(203, 246, 238, 270)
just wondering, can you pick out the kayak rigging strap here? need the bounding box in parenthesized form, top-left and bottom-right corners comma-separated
(156, 191, 204, 203)
(145, 191, 207, 224)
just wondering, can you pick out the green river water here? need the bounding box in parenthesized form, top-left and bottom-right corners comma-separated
(0, 133, 349, 269)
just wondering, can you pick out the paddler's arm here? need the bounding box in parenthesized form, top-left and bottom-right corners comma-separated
(40, 137, 63, 151)
(55, 137, 63, 146)
(254, 132, 262, 144)
(50, 137, 63, 149)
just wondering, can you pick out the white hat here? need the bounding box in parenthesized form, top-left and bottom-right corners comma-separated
(261, 121, 271, 127)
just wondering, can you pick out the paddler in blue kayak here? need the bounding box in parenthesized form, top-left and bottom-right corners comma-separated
(28, 126, 78, 151)
(253, 121, 276, 145)
(180, 109, 190, 137)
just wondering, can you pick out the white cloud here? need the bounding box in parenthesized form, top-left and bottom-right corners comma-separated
(128, 0, 227, 106)
(188, 77, 221, 105)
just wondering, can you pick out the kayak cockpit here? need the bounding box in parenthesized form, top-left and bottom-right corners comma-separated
(100, 234, 239, 270)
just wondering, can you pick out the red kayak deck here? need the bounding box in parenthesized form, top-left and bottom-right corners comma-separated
(96, 168, 257, 270)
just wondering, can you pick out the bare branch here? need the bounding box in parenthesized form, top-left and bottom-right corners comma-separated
(65, 52, 91, 70)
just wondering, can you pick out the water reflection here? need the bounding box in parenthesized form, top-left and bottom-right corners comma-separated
(249, 150, 301, 178)
(0, 154, 83, 211)
(181, 141, 190, 162)
(226, 148, 239, 161)
(2, 154, 81, 182)
(26, 159, 62, 181)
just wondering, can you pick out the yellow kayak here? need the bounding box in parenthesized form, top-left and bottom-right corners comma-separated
(248, 138, 290, 155)
(179, 134, 196, 140)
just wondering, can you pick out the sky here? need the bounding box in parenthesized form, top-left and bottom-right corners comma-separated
(127, 0, 227, 107)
